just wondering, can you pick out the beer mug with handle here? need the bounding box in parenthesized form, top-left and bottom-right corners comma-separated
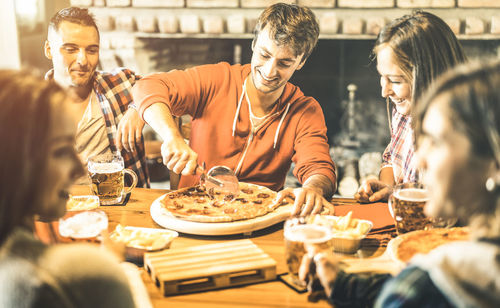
(88, 153, 138, 205)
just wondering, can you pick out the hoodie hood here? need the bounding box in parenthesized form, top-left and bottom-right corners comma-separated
(411, 240, 500, 308)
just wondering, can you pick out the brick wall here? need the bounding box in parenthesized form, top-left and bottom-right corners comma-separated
(72, 0, 500, 39)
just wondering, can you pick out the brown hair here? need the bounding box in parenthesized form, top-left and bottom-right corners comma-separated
(48, 7, 99, 37)
(254, 3, 319, 62)
(373, 11, 466, 108)
(0, 70, 67, 243)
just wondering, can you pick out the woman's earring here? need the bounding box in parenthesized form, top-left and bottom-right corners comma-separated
(486, 172, 500, 192)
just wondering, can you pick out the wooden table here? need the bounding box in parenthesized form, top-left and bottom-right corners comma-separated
(70, 185, 399, 308)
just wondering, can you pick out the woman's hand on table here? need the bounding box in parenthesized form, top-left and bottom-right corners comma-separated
(275, 187, 335, 216)
(299, 249, 341, 296)
(354, 179, 393, 203)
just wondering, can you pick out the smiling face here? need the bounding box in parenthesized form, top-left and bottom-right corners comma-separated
(250, 25, 305, 95)
(376, 45, 412, 115)
(417, 95, 492, 221)
(45, 21, 99, 90)
(38, 97, 85, 220)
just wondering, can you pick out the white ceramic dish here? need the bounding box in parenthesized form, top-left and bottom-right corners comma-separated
(110, 226, 178, 263)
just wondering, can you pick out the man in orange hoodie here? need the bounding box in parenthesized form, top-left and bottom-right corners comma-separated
(132, 3, 336, 215)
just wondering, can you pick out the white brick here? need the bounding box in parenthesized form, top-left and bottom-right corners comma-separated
(319, 13, 339, 34)
(180, 15, 201, 34)
(94, 14, 114, 31)
(338, 0, 394, 8)
(397, 0, 455, 7)
(136, 15, 157, 33)
(115, 15, 136, 31)
(458, 0, 500, 8)
(187, 0, 238, 7)
(343, 18, 364, 35)
(491, 16, 500, 34)
(70, 0, 93, 6)
(227, 15, 246, 34)
(366, 17, 386, 35)
(297, 0, 335, 8)
(444, 18, 461, 35)
(107, 0, 131, 6)
(241, 0, 296, 8)
(465, 17, 485, 35)
(158, 15, 179, 33)
(132, 0, 184, 7)
(203, 16, 225, 34)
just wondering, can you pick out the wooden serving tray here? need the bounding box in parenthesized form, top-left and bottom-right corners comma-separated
(144, 239, 277, 296)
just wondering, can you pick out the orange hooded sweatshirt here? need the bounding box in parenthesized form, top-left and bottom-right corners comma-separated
(133, 62, 336, 191)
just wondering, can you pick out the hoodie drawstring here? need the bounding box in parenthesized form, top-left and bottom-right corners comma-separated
(273, 102, 290, 149)
(232, 79, 246, 137)
(232, 77, 289, 149)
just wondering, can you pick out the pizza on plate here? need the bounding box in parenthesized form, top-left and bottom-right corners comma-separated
(393, 227, 469, 263)
(160, 182, 291, 222)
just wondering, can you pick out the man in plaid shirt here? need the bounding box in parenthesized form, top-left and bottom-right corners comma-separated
(44, 7, 149, 187)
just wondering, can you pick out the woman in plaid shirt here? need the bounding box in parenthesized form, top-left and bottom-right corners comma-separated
(355, 11, 466, 203)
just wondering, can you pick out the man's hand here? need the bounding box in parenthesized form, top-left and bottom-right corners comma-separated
(354, 178, 393, 203)
(116, 108, 145, 152)
(161, 137, 199, 176)
(299, 248, 341, 296)
(276, 187, 335, 216)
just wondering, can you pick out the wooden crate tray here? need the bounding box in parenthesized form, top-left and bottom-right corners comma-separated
(144, 239, 277, 296)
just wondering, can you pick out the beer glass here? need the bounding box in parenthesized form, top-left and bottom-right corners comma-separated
(88, 153, 138, 205)
(388, 183, 431, 234)
(284, 217, 332, 288)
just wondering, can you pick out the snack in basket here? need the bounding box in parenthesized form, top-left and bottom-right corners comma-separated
(394, 227, 469, 263)
(109, 224, 178, 250)
(308, 212, 373, 254)
(66, 195, 99, 211)
(309, 211, 372, 238)
(160, 182, 290, 222)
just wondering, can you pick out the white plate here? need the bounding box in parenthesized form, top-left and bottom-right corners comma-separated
(386, 235, 407, 267)
(150, 194, 293, 236)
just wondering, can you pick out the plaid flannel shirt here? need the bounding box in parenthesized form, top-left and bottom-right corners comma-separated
(46, 68, 150, 188)
(382, 109, 418, 184)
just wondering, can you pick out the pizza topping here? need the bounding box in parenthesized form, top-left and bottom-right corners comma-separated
(241, 187, 254, 194)
(253, 200, 263, 204)
(194, 198, 206, 204)
(257, 193, 270, 199)
(211, 201, 224, 208)
(195, 186, 205, 192)
(224, 194, 235, 201)
(173, 201, 183, 209)
(186, 209, 201, 214)
(234, 197, 248, 203)
(224, 208, 237, 214)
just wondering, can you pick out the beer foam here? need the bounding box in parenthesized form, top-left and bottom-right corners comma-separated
(88, 162, 122, 174)
(394, 188, 428, 202)
(284, 224, 331, 243)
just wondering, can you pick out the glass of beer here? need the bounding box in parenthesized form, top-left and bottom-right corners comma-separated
(388, 183, 431, 234)
(284, 217, 332, 288)
(88, 153, 138, 205)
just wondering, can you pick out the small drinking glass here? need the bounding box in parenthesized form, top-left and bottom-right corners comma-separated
(284, 217, 332, 288)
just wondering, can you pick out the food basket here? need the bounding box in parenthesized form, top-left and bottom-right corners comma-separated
(109, 225, 178, 263)
(309, 213, 373, 254)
